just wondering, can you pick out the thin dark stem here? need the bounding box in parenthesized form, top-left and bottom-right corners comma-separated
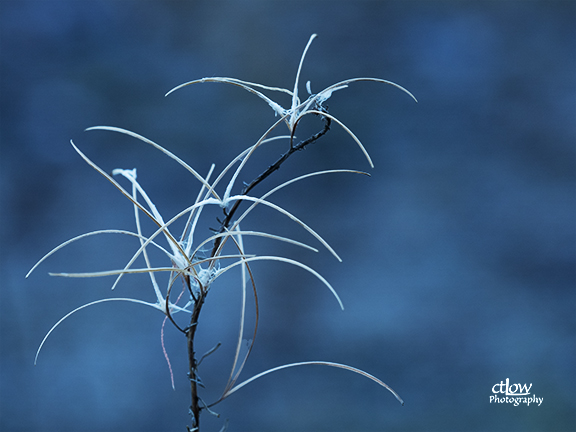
(186, 111, 330, 431)
(187, 289, 205, 431)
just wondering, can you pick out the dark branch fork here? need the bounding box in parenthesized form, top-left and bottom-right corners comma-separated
(211, 109, 331, 258)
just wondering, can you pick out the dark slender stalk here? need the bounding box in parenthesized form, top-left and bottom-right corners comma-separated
(187, 290, 204, 431)
(186, 111, 330, 431)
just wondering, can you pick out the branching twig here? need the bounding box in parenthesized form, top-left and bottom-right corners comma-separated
(188, 112, 330, 429)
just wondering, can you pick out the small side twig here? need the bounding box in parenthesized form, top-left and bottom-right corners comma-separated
(210, 110, 331, 258)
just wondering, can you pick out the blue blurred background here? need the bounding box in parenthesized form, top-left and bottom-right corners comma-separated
(1, 1, 574, 431)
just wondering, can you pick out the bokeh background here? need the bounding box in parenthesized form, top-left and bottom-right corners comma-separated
(1, 1, 574, 431)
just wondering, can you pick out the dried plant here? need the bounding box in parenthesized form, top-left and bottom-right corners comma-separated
(27, 34, 416, 431)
